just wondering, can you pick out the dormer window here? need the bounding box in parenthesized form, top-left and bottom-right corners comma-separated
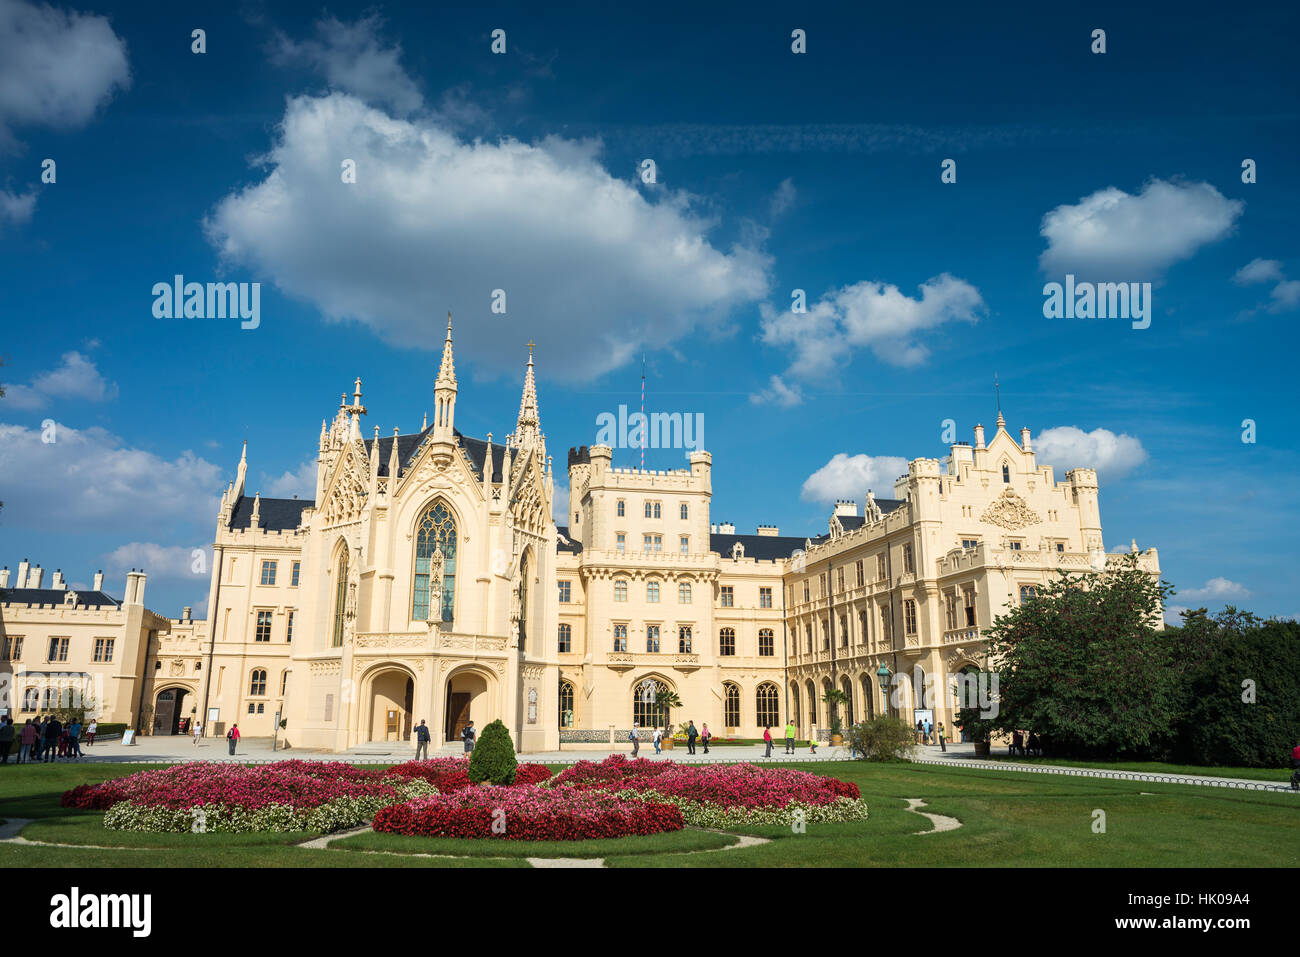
(1002, 463, 1011, 483)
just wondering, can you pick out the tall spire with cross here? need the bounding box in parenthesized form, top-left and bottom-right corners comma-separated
(995, 372, 1005, 430)
(432, 312, 458, 442)
(514, 339, 542, 452)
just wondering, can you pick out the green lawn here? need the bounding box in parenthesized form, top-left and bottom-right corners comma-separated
(983, 756, 1293, 783)
(0, 760, 1295, 868)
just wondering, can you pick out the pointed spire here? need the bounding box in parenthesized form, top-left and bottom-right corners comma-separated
(319, 419, 328, 452)
(249, 492, 261, 529)
(995, 372, 1006, 430)
(234, 440, 248, 497)
(388, 426, 401, 480)
(436, 312, 456, 386)
(432, 313, 459, 441)
(515, 340, 541, 449)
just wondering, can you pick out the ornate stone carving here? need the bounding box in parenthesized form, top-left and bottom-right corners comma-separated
(168, 659, 184, 676)
(521, 665, 545, 680)
(980, 489, 1042, 530)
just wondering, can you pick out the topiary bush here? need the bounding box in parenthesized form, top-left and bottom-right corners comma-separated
(846, 716, 916, 761)
(467, 719, 517, 784)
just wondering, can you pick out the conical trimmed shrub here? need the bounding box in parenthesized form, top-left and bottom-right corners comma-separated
(467, 719, 518, 784)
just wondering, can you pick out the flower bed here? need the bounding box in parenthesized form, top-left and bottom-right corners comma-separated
(63, 761, 437, 833)
(372, 783, 682, 840)
(387, 757, 552, 792)
(551, 755, 867, 827)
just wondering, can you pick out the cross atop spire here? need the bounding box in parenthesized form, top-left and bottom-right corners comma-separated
(432, 312, 458, 441)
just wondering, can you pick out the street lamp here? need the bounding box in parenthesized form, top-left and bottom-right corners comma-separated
(876, 664, 892, 719)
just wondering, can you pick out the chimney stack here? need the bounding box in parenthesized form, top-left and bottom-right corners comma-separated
(756, 525, 780, 537)
(834, 500, 860, 518)
(974, 424, 986, 449)
(52, 569, 66, 590)
(1020, 427, 1032, 451)
(182, 606, 192, 623)
(92, 569, 104, 591)
(0, 567, 7, 588)
(16, 559, 29, 589)
(28, 565, 43, 589)
(718, 521, 735, 534)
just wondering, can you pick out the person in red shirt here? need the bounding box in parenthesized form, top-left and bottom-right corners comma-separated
(762, 726, 773, 758)
(1290, 742, 1300, 791)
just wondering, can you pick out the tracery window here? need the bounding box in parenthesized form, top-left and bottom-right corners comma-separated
(331, 550, 348, 647)
(413, 501, 457, 622)
(723, 683, 741, 726)
(756, 683, 780, 728)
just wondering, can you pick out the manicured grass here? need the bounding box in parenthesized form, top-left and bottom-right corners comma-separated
(1, 758, 1296, 868)
(332, 827, 734, 858)
(983, 756, 1292, 783)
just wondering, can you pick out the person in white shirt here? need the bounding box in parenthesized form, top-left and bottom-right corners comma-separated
(653, 727, 663, 755)
(193, 721, 202, 745)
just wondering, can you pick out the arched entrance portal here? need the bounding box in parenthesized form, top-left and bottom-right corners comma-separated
(444, 669, 491, 745)
(152, 687, 188, 735)
(369, 669, 414, 743)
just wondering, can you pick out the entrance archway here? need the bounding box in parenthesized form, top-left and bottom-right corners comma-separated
(152, 687, 188, 735)
(369, 669, 414, 743)
(444, 668, 492, 744)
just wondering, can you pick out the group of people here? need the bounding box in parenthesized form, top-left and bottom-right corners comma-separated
(915, 719, 948, 751)
(1009, 730, 1043, 757)
(0, 715, 97, 763)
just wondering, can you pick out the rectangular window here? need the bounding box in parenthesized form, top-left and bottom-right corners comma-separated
(719, 628, 735, 656)
(1008, 541, 1022, 551)
(961, 539, 979, 549)
(678, 626, 692, 653)
(680, 503, 689, 520)
(614, 580, 628, 602)
(1056, 542, 1065, 553)
(617, 499, 625, 517)
(805, 623, 812, 652)
(837, 568, 845, 591)
(840, 615, 848, 646)
(819, 573, 826, 597)
(616, 533, 626, 553)
(821, 620, 829, 649)
(945, 593, 958, 630)
(647, 581, 660, 603)
(720, 586, 734, 607)
(613, 624, 628, 652)
(877, 554, 887, 580)
(653, 502, 661, 519)
(880, 607, 892, 643)
(1019, 585, 1038, 603)
(48, 637, 69, 662)
(803, 580, 810, 601)
(644, 533, 653, 552)
(758, 628, 774, 656)
(286, 610, 295, 642)
(904, 599, 918, 635)
(859, 611, 868, 645)
(678, 582, 692, 603)
(646, 624, 660, 653)
(248, 702, 256, 714)
(260, 560, 277, 586)
(291, 561, 301, 586)
(964, 588, 977, 627)
(680, 535, 689, 555)
(558, 580, 572, 603)
(644, 501, 653, 518)
(855, 560, 864, 587)
(759, 587, 772, 609)
(903, 544, 914, 574)
(256, 610, 273, 642)
(93, 638, 114, 662)
(1, 636, 21, 661)
(558, 623, 572, 653)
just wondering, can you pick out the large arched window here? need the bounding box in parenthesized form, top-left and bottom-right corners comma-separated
(632, 677, 671, 729)
(806, 680, 818, 725)
(862, 673, 875, 719)
(331, 549, 348, 647)
(756, 683, 779, 729)
(22, 687, 39, 711)
(791, 684, 801, 730)
(249, 669, 267, 696)
(723, 683, 741, 727)
(559, 680, 575, 727)
(841, 675, 854, 725)
(413, 501, 457, 622)
(518, 551, 529, 650)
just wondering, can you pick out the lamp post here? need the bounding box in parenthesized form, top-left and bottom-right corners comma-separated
(876, 664, 892, 720)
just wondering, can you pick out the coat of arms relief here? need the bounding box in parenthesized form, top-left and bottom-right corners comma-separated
(979, 489, 1042, 530)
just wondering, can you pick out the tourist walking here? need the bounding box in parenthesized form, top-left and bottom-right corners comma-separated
(19, 719, 36, 763)
(227, 723, 240, 756)
(414, 719, 431, 760)
(701, 723, 711, 754)
(763, 725, 773, 758)
(629, 722, 640, 757)
(192, 721, 202, 745)
(462, 720, 476, 753)
(68, 718, 83, 758)
(686, 720, 698, 755)
(652, 727, 662, 754)
(43, 715, 62, 762)
(86, 719, 97, 747)
(784, 720, 796, 754)
(32, 717, 45, 761)
(1290, 740, 1300, 790)
(924, 719, 933, 745)
(938, 722, 947, 752)
(0, 717, 14, 763)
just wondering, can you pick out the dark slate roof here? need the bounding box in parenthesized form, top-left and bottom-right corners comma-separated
(457, 431, 505, 483)
(365, 427, 504, 482)
(710, 533, 809, 562)
(0, 587, 120, 608)
(838, 515, 865, 530)
(873, 498, 907, 515)
(228, 496, 313, 531)
(555, 526, 583, 554)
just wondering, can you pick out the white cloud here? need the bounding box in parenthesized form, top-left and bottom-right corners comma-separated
(1233, 258, 1284, 285)
(759, 274, 983, 381)
(1180, 577, 1251, 602)
(552, 481, 570, 526)
(749, 374, 803, 407)
(0, 0, 130, 146)
(272, 14, 423, 115)
(1039, 179, 1242, 280)
(1, 350, 118, 409)
(205, 93, 769, 381)
(0, 420, 221, 533)
(261, 457, 317, 499)
(1033, 426, 1148, 480)
(103, 542, 209, 582)
(0, 187, 36, 227)
(769, 178, 796, 217)
(801, 453, 909, 504)
(1268, 280, 1300, 312)
(1163, 604, 1191, 627)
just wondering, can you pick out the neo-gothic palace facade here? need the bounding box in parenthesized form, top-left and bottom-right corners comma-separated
(0, 320, 1159, 751)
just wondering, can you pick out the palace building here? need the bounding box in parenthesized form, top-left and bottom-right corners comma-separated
(0, 319, 1159, 751)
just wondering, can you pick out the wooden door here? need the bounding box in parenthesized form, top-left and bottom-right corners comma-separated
(445, 693, 471, 742)
(153, 691, 175, 735)
(385, 709, 399, 741)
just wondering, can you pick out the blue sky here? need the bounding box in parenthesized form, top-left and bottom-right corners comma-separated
(1, 0, 1297, 620)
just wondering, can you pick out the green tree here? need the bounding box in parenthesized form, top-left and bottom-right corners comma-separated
(821, 687, 848, 734)
(467, 718, 518, 784)
(652, 688, 681, 731)
(957, 554, 1176, 759)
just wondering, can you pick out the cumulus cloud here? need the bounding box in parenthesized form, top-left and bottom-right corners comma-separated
(271, 13, 423, 115)
(0, 186, 36, 227)
(1039, 179, 1242, 280)
(801, 453, 909, 504)
(0, 420, 222, 533)
(0, 0, 130, 146)
(552, 481, 570, 526)
(759, 274, 983, 381)
(749, 374, 803, 407)
(261, 457, 317, 499)
(1233, 258, 1284, 285)
(104, 542, 209, 582)
(1232, 258, 1300, 315)
(1, 350, 118, 409)
(205, 93, 769, 381)
(769, 178, 796, 217)
(1033, 426, 1148, 480)
(1180, 577, 1251, 601)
